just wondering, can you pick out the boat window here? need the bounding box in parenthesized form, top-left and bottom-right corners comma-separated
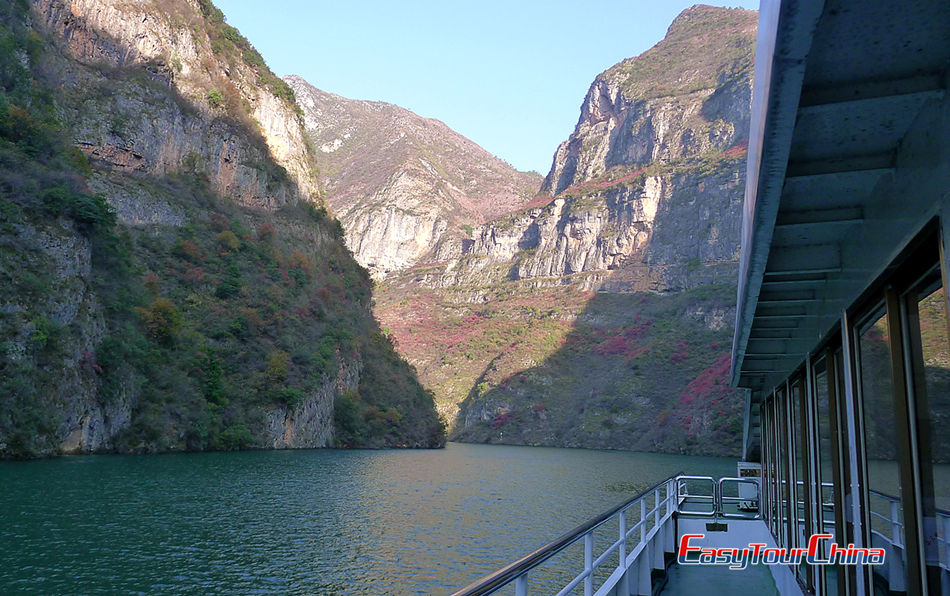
(856, 305, 907, 591)
(776, 387, 790, 549)
(762, 395, 777, 538)
(903, 273, 950, 591)
(769, 395, 782, 543)
(792, 376, 814, 586)
(814, 359, 835, 530)
(813, 356, 838, 595)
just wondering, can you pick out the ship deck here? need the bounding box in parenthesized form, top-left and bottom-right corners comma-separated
(659, 561, 778, 595)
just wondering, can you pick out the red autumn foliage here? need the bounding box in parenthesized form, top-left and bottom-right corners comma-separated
(723, 140, 749, 159)
(490, 410, 519, 429)
(174, 240, 203, 262)
(592, 322, 652, 359)
(522, 193, 556, 209)
(256, 223, 275, 241)
(678, 353, 732, 406)
(80, 349, 103, 374)
(209, 213, 229, 231)
(561, 167, 647, 196)
(670, 339, 690, 364)
(181, 267, 206, 284)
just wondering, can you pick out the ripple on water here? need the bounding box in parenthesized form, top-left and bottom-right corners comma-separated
(0, 443, 735, 594)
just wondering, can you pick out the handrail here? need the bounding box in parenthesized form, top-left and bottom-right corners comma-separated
(718, 476, 762, 520)
(676, 475, 718, 517)
(868, 487, 950, 517)
(450, 471, 682, 596)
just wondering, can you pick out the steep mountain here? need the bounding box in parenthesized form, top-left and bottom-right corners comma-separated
(286, 75, 542, 278)
(542, 4, 754, 196)
(370, 5, 756, 455)
(0, 0, 443, 458)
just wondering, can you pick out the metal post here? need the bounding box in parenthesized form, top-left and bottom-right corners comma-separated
(514, 575, 527, 596)
(667, 480, 674, 515)
(619, 510, 627, 567)
(892, 500, 902, 548)
(641, 498, 647, 544)
(584, 532, 594, 596)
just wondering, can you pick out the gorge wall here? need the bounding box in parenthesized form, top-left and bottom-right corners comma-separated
(368, 5, 757, 455)
(0, 0, 443, 458)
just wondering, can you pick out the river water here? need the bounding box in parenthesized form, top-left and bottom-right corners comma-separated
(0, 442, 736, 594)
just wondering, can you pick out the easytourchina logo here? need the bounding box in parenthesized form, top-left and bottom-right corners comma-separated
(677, 534, 886, 570)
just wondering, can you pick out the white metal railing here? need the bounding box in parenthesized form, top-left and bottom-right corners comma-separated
(868, 489, 906, 550)
(866, 490, 950, 570)
(451, 474, 761, 596)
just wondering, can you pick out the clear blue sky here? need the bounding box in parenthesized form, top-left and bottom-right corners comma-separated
(214, 1, 760, 174)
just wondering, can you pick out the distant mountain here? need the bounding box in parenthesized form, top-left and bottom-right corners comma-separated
(285, 75, 542, 278)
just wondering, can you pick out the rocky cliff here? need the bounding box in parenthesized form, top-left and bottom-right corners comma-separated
(369, 5, 756, 454)
(286, 75, 541, 279)
(36, 0, 319, 206)
(542, 4, 754, 195)
(0, 0, 443, 458)
(420, 5, 754, 293)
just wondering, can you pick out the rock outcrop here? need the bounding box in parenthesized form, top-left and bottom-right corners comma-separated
(35, 0, 319, 205)
(542, 5, 755, 195)
(436, 167, 743, 292)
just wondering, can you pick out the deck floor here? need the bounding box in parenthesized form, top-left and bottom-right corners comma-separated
(660, 562, 778, 595)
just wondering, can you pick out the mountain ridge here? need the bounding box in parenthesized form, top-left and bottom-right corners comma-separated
(286, 74, 542, 278)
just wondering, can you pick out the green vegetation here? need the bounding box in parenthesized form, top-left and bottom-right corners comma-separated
(206, 88, 223, 108)
(193, 0, 300, 111)
(557, 145, 747, 203)
(375, 269, 744, 456)
(99, 174, 441, 453)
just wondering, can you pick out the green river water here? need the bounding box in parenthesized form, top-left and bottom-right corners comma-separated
(0, 442, 736, 594)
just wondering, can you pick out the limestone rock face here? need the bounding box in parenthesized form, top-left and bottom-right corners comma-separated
(263, 357, 361, 449)
(35, 0, 320, 207)
(417, 5, 755, 293)
(286, 76, 542, 278)
(3, 219, 130, 454)
(542, 5, 755, 195)
(438, 168, 744, 293)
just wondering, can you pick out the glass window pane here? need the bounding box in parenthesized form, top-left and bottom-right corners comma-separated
(912, 283, 950, 587)
(791, 380, 811, 584)
(792, 381, 806, 548)
(814, 361, 838, 595)
(815, 367, 835, 528)
(858, 307, 906, 590)
(776, 391, 789, 548)
(767, 398, 779, 537)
